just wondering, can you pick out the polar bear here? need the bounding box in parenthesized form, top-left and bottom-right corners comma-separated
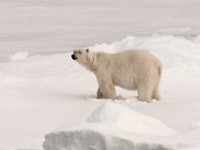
(71, 49, 162, 102)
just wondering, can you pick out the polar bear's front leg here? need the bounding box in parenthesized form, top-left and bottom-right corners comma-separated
(99, 80, 116, 100)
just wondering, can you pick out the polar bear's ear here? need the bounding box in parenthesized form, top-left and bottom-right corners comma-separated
(86, 49, 89, 53)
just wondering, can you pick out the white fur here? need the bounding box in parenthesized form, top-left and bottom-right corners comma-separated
(72, 49, 162, 102)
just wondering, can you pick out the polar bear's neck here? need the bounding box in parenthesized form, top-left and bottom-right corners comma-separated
(84, 52, 97, 72)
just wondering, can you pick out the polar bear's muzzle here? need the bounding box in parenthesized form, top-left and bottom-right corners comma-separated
(71, 54, 78, 60)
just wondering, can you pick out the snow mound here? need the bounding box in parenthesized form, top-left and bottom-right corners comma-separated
(189, 121, 200, 130)
(43, 103, 178, 150)
(9, 51, 29, 61)
(89, 35, 200, 79)
(87, 102, 178, 136)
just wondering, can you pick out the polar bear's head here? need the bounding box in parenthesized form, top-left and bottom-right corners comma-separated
(71, 48, 90, 62)
(71, 48, 95, 71)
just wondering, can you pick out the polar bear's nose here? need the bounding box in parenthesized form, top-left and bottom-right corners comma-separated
(71, 54, 77, 60)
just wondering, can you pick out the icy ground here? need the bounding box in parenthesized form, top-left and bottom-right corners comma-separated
(1, 35, 200, 150)
(1, 0, 200, 150)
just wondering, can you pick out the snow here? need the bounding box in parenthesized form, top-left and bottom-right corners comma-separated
(87, 102, 178, 136)
(89, 35, 200, 79)
(1, 0, 200, 150)
(1, 35, 200, 150)
(42, 36, 200, 150)
(9, 51, 29, 61)
(189, 121, 200, 130)
(1, 0, 200, 62)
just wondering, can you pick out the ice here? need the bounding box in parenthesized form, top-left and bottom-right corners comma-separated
(43, 103, 199, 150)
(42, 35, 200, 150)
(87, 102, 178, 136)
(1, 0, 200, 150)
(43, 130, 172, 150)
(1, 34, 200, 150)
(9, 51, 29, 61)
(89, 35, 200, 79)
(189, 121, 200, 130)
(1, 0, 200, 62)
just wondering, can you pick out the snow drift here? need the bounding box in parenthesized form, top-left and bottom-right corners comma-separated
(1, 35, 200, 150)
(43, 102, 178, 150)
(9, 51, 29, 61)
(87, 102, 178, 136)
(1, 0, 200, 149)
(43, 102, 200, 150)
(42, 35, 200, 150)
(89, 35, 200, 79)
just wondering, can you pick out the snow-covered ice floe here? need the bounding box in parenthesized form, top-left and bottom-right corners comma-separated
(1, 35, 200, 150)
(43, 103, 200, 150)
(43, 102, 176, 150)
(89, 35, 200, 79)
(86, 102, 178, 136)
(42, 35, 200, 150)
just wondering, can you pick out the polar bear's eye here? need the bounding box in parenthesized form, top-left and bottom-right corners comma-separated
(79, 51, 81, 54)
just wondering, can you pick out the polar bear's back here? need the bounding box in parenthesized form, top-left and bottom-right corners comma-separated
(96, 50, 162, 90)
(110, 50, 161, 73)
(114, 50, 159, 62)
